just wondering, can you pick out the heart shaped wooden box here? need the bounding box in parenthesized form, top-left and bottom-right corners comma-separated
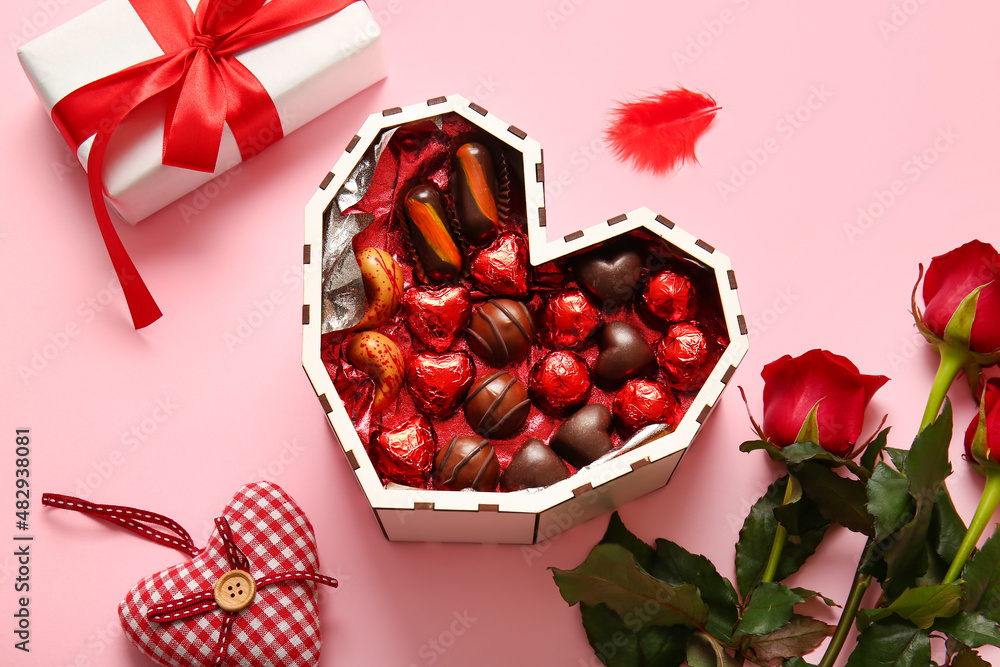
(302, 95, 749, 544)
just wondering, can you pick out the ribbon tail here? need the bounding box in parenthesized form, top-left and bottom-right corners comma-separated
(87, 132, 162, 329)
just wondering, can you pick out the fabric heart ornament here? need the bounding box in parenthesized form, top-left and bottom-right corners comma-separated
(42, 482, 337, 667)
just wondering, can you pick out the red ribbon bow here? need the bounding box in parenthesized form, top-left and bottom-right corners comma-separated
(51, 0, 355, 328)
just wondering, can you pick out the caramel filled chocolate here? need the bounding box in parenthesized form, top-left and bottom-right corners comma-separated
(465, 299, 535, 366)
(433, 435, 500, 491)
(453, 142, 500, 245)
(402, 184, 463, 282)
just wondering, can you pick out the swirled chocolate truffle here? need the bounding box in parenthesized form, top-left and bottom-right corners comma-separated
(500, 439, 570, 491)
(432, 435, 499, 491)
(463, 371, 531, 438)
(465, 299, 535, 366)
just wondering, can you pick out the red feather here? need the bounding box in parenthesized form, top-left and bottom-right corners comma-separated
(605, 88, 720, 175)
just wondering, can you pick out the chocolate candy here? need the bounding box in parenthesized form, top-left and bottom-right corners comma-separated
(402, 285, 472, 352)
(656, 322, 719, 392)
(402, 184, 463, 282)
(529, 351, 591, 416)
(593, 321, 657, 391)
(539, 288, 603, 350)
(406, 351, 475, 419)
(612, 379, 679, 433)
(370, 415, 436, 487)
(643, 270, 697, 323)
(572, 239, 645, 312)
(433, 435, 500, 491)
(453, 142, 500, 245)
(550, 404, 614, 469)
(469, 232, 528, 297)
(464, 371, 531, 438)
(465, 299, 535, 366)
(500, 439, 570, 491)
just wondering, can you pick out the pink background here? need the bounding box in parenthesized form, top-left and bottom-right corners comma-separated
(2, 0, 998, 665)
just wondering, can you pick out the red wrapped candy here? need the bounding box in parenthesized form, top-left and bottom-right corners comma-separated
(612, 379, 680, 432)
(656, 321, 719, 392)
(643, 270, 697, 323)
(369, 415, 436, 487)
(539, 289, 603, 350)
(406, 351, 475, 419)
(469, 231, 529, 297)
(529, 351, 591, 415)
(401, 285, 472, 352)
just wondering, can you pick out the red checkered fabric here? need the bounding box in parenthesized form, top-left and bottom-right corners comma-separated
(118, 482, 326, 667)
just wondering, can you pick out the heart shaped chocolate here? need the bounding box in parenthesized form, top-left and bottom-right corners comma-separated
(406, 351, 475, 419)
(572, 240, 646, 312)
(118, 482, 329, 667)
(593, 321, 657, 391)
(550, 404, 614, 468)
(500, 438, 570, 491)
(469, 231, 529, 297)
(401, 285, 472, 352)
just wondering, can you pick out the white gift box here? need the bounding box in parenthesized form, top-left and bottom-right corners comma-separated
(18, 0, 387, 224)
(302, 95, 749, 543)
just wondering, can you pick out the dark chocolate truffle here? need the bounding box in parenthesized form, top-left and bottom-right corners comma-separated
(572, 240, 645, 312)
(550, 404, 614, 469)
(593, 321, 657, 391)
(432, 435, 499, 491)
(453, 142, 500, 245)
(463, 371, 531, 438)
(500, 439, 570, 491)
(465, 299, 535, 366)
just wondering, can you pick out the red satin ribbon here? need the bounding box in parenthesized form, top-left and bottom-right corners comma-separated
(51, 0, 356, 328)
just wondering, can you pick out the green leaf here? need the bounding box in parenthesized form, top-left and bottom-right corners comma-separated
(963, 525, 1000, 622)
(886, 447, 909, 471)
(735, 476, 830, 599)
(860, 427, 891, 472)
(845, 619, 930, 667)
(739, 439, 868, 478)
(601, 512, 656, 572)
(934, 611, 1000, 649)
(650, 539, 740, 642)
(773, 494, 828, 539)
(735, 582, 804, 637)
(685, 631, 737, 667)
(929, 486, 967, 573)
(867, 462, 913, 539)
(782, 658, 816, 667)
(858, 583, 962, 629)
(943, 286, 984, 349)
(792, 461, 874, 536)
(795, 402, 822, 446)
(580, 603, 689, 667)
(949, 647, 991, 667)
(551, 543, 709, 632)
(789, 587, 839, 607)
(747, 614, 834, 663)
(882, 404, 955, 600)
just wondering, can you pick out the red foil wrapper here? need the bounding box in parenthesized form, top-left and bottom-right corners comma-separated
(370, 414, 436, 487)
(469, 231, 528, 297)
(401, 285, 472, 353)
(643, 270, 697, 323)
(656, 321, 718, 392)
(407, 351, 475, 419)
(539, 289, 603, 350)
(529, 351, 591, 416)
(612, 379, 680, 432)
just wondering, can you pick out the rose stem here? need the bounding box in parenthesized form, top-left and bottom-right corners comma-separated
(943, 470, 1000, 584)
(736, 475, 799, 663)
(817, 564, 871, 667)
(919, 345, 966, 432)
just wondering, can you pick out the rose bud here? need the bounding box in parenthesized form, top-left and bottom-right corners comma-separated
(913, 241, 1000, 429)
(761, 349, 888, 458)
(965, 379, 1000, 472)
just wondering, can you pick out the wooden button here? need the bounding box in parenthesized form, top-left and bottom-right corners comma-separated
(213, 570, 256, 613)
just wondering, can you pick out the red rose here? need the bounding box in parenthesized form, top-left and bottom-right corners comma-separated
(965, 379, 1000, 469)
(921, 240, 1000, 355)
(761, 350, 888, 458)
